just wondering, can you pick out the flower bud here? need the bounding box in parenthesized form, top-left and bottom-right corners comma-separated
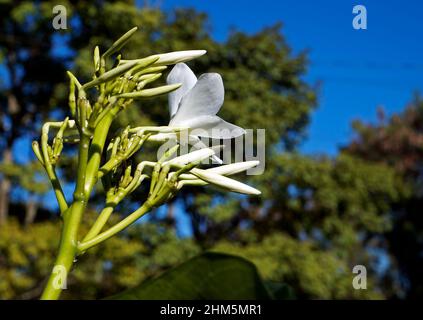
(164, 146, 222, 166)
(191, 170, 261, 195)
(122, 50, 207, 67)
(179, 161, 260, 180)
(136, 73, 162, 90)
(134, 66, 167, 77)
(208, 161, 260, 175)
(102, 27, 138, 58)
(158, 144, 180, 163)
(116, 83, 181, 99)
(32, 141, 44, 165)
(94, 46, 100, 72)
(83, 56, 159, 89)
(151, 50, 207, 66)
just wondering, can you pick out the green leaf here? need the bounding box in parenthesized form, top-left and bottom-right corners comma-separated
(109, 252, 277, 300)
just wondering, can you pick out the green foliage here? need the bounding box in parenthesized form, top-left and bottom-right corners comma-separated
(346, 97, 423, 298)
(0, 218, 58, 299)
(0, 161, 49, 194)
(191, 152, 403, 298)
(257, 153, 404, 236)
(0, 213, 201, 299)
(111, 252, 276, 300)
(214, 233, 381, 299)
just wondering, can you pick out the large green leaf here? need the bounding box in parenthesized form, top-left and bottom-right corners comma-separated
(109, 252, 288, 300)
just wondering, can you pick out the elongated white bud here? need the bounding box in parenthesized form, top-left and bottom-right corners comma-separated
(208, 161, 259, 175)
(146, 133, 177, 142)
(164, 146, 220, 166)
(191, 169, 261, 195)
(180, 161, 260, 180)
(122, 50, 207, 66)
(152, 50, 206, 65)
(129, 126, 185, 135)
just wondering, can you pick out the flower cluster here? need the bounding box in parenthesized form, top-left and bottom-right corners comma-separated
(32, 27, 260, 299)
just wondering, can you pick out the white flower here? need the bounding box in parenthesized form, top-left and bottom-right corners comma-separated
(166, 63, 245, 139)
(144, 63, 246, 164)
(121, 50, 207, 66)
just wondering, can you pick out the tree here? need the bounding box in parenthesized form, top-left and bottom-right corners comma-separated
(346, 96, 423, 298)
(0, 0, 68, 223)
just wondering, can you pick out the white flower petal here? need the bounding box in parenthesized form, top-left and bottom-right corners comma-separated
(172, 115, 245, 139)
(167, 63, 197, 118)
(147, 133, 222, 162)
(169, 73, 224, 125)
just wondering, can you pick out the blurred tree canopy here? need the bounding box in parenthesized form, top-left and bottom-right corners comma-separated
(0, 0, 420, 299)
(345, 96, 423, 298)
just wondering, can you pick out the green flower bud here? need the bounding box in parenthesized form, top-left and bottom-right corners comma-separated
(83, 56, 158, 89)
(136, 73, 162, 90)
(102, 27, 138, 59)
(94, 46, 100, 72)
(133, 66, 167, 78)
(31, 141, 44, 166)
(116, 83, 181, 99)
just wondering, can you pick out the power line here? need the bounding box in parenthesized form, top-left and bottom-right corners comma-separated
(311, 59, 423, 71)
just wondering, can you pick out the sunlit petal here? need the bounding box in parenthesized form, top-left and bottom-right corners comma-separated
(170, 73, 224, 125)
(167, 63, 197, 118)
(174, 115, 245, 139)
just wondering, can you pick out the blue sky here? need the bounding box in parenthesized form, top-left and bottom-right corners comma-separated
(161, 0, 423, 155)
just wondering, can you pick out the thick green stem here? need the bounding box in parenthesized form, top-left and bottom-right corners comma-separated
(84, 112, 115, 195)
(40, 200, 86, 299)
(41, 133, 90, 300)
